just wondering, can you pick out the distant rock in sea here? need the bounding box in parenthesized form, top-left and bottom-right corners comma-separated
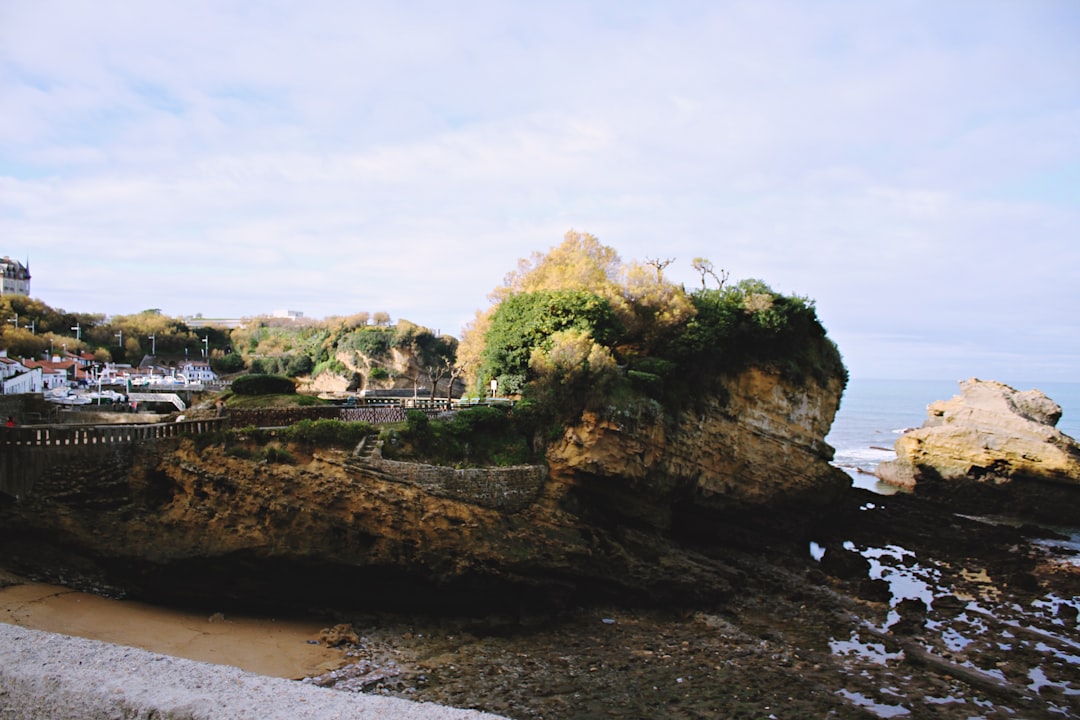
(876, 378, 1080, 523)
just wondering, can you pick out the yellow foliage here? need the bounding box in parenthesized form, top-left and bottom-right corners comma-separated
(529, 328, 616, 378)
(493, 230, 622, 301)
(456, 308, 493, 391)
(464, 229, 698, 388)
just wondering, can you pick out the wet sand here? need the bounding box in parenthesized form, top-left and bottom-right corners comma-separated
(0, 575, 347, 680)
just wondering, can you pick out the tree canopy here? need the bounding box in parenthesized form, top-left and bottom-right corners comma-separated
(465, 232, 846, 421)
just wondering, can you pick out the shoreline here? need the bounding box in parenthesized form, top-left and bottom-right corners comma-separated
(0, 571, 347, 680)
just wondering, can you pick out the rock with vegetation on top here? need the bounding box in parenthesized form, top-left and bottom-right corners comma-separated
(876, 378, 1080, 522)
(0, 234, 852, 612)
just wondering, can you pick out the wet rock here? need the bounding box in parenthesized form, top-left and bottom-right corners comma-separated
(890, 597, 928, 635)
(1007, 572, 1040, 593)
(857, 578, 892, 604)
(319, 623, 360, 647)
(930, 594, 965, 616)
(819, 546, 870, 580)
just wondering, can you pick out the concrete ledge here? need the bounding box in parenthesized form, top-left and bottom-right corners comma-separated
(0, 624, 507, 720)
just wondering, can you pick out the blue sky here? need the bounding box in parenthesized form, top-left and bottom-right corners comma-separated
(2, 1, 1078, 382)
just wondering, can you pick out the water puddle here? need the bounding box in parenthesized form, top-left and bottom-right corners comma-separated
(835, 688, 911, 718)
(825, 533, 1080, 717)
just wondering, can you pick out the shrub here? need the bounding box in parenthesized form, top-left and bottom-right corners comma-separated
(213, 352, 245, 374)
(344, 328, 393, 358)
(383, 405, 535, 467)
(231, 374, 296, 396)
(225, 445, 256, 460)
(263, 446, 296, 464)
(284, 353, 314, 377)
(406, 409, 430, 434)
(313, 358, 347, 378)
(281, 419, 372, 448)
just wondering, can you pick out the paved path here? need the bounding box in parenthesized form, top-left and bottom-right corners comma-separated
(0, 624, 508, 720)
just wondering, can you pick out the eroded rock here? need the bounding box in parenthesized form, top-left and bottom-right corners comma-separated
(877, 378, 1080, 523)
(0, 367, 848, 612)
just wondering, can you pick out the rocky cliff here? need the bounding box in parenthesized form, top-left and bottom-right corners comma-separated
(876, 378, 1080, 523)
(0, 367, 847, 612)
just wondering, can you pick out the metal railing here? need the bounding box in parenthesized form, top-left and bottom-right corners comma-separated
(0, 418, 226, 448)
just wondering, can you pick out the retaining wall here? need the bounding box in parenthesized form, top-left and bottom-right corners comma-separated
(0, 419, 225, 500)
(361, 456, 547, 513)
(227, 405, 424, 428)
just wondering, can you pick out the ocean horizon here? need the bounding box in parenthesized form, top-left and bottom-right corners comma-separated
(828, 377, 1080, 494)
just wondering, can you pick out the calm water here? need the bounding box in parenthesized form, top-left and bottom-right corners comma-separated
(827, 378, 1080, 493)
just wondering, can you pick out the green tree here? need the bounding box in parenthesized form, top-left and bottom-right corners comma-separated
(479, 290, 621, 392)
(528, 328, 620, 414)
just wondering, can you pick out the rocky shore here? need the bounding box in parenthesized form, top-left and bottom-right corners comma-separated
(286, 488, 1079, 719)
(4, 486, 1077, 719)
(3, 372, 1078, 718)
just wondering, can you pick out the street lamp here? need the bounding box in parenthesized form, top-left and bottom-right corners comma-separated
(27, 320, 34, 335)
(202, 336, 209, 359)
(148, 333, 156, 356)
(7, 314, 17, 329)
(115, 330, 123, 348)
(71, 323, 81, 340)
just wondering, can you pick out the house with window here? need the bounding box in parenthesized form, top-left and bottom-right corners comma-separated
(0, 256, 30, 297)
(21, 358, 76, 389)
(0, 353, 43, 394)
(181, 360, 218, 384)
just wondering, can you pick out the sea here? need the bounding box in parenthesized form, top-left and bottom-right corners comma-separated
(827, 378, 1080, 494)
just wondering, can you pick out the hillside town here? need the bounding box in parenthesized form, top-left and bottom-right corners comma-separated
(0, 255, 218, 408)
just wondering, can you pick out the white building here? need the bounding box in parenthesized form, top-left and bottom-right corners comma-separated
(181, 361, 218, 384)
(0, 353, 43, 394)
(0, 257, 30, 296)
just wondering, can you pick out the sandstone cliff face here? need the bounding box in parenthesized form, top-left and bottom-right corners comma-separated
(876, 379, 1080, 523)
(0, 367, 847, 611)
(547, 367, 848, 529)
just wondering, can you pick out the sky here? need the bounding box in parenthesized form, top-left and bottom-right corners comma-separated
(2, 1, 1079, 383)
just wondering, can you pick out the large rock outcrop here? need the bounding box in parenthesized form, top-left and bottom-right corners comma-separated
(0, 367, 847, 612)
(877, 379, 1080, 523)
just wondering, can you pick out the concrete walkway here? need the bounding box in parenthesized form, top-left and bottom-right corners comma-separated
(0, 624, 508, 720)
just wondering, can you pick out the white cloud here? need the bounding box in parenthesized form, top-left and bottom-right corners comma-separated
(2, 0, 1079, 381)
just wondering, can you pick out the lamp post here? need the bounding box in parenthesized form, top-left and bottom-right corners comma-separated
(7, 314, 16, 329)
(202, 336, 209, 359)
(27, 320, 34, 335)
(71, 323, 81, 341)
(148, 333, 156, 356)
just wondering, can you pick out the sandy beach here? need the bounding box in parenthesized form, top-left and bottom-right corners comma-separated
(0, 572, 347, 680)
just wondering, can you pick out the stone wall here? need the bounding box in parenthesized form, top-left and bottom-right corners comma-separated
(227, 406, 340, 428)
(361, 456, 547, 513)
(0, 420, 225, 500)
(0, 394, 52, 425)
(227, 405, 421, 428)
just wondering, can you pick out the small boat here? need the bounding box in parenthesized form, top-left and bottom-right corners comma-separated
(45, 389, 93, 405)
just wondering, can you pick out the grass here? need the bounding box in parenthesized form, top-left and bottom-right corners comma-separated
(224, 393, 329, 409)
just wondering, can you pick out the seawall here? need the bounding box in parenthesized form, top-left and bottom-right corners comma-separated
(0, 623, 507, 720)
